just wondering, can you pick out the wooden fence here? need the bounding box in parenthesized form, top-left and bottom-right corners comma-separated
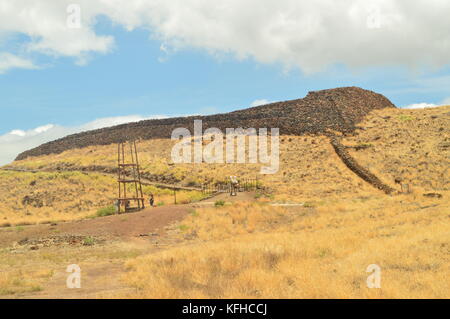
(201, 177, 260, 194)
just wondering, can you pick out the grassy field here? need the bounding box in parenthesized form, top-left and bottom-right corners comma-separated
(122, 193, 449, 298)
(343, 105, 449, 193)
(0, 238, 148, 297)
(0, 170, 206, 226)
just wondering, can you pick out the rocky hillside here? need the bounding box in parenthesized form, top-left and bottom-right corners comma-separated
(16, 87, 395, 160)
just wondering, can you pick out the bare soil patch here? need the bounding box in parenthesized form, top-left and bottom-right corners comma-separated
(0, 204, 190, 248)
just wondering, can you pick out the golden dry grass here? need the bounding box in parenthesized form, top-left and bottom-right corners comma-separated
(343, 105, 449, 192)
(0, 239, 148, 298)
(0, 170, 205, 226)
(122, 193, 449, 298)
(0, 170, 116, 226)
(8, 135, 375, 200)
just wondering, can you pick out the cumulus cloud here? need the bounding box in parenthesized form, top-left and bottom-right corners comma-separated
(402, 103, 438, 109)
(0, 115, 167, 166)
(0, 0, 114, 67)
(250, 99, 273, 107)
(1, 0, 450, 73)
(402, 97, 450, 109)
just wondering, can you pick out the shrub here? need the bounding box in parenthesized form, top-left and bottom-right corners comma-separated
(83, 236, 95, 246)
(95, 206, 116, 217)
(303, 202, 315, 208)
(214, 200, 225, 207)
(186, 180, 198, 187)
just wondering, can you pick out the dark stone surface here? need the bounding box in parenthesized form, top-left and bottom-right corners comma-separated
(16, 87, 396, 160)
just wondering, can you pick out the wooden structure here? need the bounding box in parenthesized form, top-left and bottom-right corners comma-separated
(117, 141, 145, 213)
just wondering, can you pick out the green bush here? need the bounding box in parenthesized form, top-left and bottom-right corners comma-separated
(303, 202, 315, 208)
(95, 206, 116, 217)
(214, 200, 225, 207)
(186, 180, 198, 187)
(83, 236, 95, 246)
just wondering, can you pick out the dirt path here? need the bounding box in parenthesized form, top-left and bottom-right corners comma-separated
(0, 205, 191, 248)
(0, 192, 254, 299)
(0, 204, 194, 299)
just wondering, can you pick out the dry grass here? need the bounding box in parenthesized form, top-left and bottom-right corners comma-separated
(0, 105, 448, 298)
(122, 192, 449, 298)
(0, 240, 148, 297)
(8, 135, 375, 199)
(0, 170, 205, 226)
(0, 170, 116, 226)
(343, 105, 449, 192)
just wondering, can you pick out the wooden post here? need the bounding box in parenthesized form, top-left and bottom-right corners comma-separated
(118, 143, 121, 213)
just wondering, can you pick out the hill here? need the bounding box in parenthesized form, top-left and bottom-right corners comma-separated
(15, 87, 395, 160)
(3, 103, 448, 225)
(0, 91, 448, 299)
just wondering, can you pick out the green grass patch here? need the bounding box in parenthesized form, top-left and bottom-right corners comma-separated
(214, 200, 226, 207)
(95, 206, 116, 217)
(398, 115, 415, 122)
(82, 236, 95, 246)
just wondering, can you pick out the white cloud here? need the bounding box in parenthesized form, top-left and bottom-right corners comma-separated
(9, 130, 26, 137)
(402, 102, 438, 109)
(402, 97, 450, 109)
(1, 0, 450, 73)
(250, 99, 273, 107)
(33, 124, 54, 133)
(0, 0, 114, 70)
(0, 52, 38, 73)
(0, 114, 167, 166)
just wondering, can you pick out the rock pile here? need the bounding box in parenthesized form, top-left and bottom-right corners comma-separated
(16, 87, 396, 160)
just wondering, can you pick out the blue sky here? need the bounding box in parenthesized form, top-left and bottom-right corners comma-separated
(0, 1, 449, 164)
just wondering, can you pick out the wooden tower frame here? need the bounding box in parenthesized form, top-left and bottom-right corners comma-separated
(117, 141, 145, 213)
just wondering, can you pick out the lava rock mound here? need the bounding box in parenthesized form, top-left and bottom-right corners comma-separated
(16, 87, 395, 160)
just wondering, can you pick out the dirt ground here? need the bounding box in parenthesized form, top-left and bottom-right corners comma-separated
(0, 205, 188, 248)
(0, 192, 255, 299)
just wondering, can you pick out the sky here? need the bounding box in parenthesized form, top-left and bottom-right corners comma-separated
(1, 0, 450, 165)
